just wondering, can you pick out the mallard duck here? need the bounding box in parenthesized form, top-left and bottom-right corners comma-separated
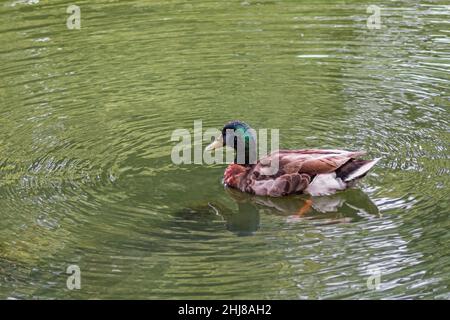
(206, 120, 380, 198)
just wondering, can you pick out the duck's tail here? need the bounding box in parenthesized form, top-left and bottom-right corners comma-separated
(336, 157, 381, 182)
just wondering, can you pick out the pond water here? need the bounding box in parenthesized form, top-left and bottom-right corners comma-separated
(0, 0, 449, 299)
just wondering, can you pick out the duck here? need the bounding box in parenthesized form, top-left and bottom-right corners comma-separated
(205, 120, 380, 199)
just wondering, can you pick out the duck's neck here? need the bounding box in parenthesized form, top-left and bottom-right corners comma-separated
(233, 133, 257, 166)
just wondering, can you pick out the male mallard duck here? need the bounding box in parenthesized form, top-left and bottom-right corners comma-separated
(206, 120, 380, 198)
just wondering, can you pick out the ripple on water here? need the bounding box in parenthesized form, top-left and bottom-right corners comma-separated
(0, 0, 449, 299)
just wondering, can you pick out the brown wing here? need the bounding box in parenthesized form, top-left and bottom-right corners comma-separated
(242, 149, 366, 196)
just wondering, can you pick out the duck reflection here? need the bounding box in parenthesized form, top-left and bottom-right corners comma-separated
(219, 187, 380, 235)
(177, 188, 379, 236)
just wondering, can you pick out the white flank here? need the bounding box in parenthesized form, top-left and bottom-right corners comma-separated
(305, 173, 347, 196)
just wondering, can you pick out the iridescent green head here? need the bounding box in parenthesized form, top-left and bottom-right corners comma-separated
(206, 120, 257, 165)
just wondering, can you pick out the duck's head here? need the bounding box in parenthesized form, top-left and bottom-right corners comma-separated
(205, 120, 257, 165)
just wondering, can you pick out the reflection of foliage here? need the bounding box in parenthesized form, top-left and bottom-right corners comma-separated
(0, 0, 448, 300)
(0, 224, 69, 266)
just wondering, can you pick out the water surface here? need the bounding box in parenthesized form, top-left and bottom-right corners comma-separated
(0, 0, 449, 299)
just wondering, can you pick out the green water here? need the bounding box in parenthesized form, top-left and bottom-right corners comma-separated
(0, 0, 449, 299)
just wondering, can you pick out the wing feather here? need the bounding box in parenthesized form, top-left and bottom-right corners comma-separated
(242, 149, 366, 196)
